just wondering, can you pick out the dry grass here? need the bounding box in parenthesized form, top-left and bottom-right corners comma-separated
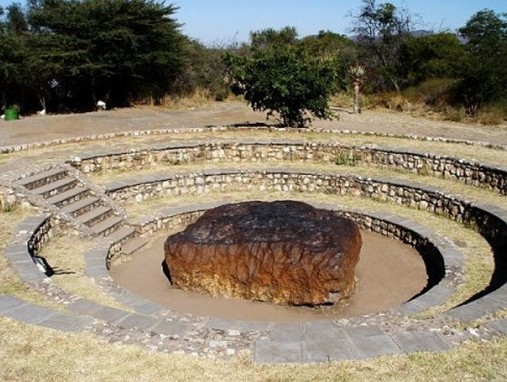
(2, 126, 507, 170)
(0, 315, 506, 382)
(0, 206, 60, 308)
(38, 233, 129, 310)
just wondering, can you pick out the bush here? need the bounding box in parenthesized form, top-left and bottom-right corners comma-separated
(403, 78, 458, 109)
(476, 104, 506, 125)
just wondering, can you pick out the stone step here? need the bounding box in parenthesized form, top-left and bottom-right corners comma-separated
(106, 225, 136, 244)
(60, 196, 101, 217)
(76, 205, 114, 227)
(34, 176, 78, 199)
(90, 215, 124, 236)
(120, 237, 150, 256)
(46, 186, 89, 207)
(18, 167, 67, 190)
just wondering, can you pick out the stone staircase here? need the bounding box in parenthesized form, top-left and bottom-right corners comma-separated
(13, 164, 147, 257)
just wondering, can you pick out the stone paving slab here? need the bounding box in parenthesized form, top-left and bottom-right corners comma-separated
(464, 295, 507, 314)
(16, 216, 47, 231)
(342, 326, 384, 338)
(447, 305, 489, 322)
(70, 299, 129, 323)
(487, 286, 507, 303)
(85, 248, 108, 260)
(4, 303, 57, 325)
(10, 261, 47, 283)
(253, 340, 303, 363)
(39, 311, 94, 332)
(85, 265, 110, 278)
(269, 323, 305, 341)
(3, 243, 28, 257)
(394, 300, 426, 314)
(204, 317, 271, 332)
(116, 313, 159, 331)
(392, 331, 451, 353)
(0, 295, 27, 313)
(151, 320, 194, 337)
(410, 284, 453, 309)
(122, 299, 165, 316)
(486, 319, 507, 335)
(84, 256, 106, 269)
(302, 339, 355, 362)
(130, 299, 167, 316)
(346, 334, 401, 359)
(303, 321, 347, 342)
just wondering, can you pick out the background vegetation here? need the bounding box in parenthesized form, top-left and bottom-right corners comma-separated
(0, 0, 506, 125)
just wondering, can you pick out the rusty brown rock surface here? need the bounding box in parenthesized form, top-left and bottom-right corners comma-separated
(163, 200, 362, 305)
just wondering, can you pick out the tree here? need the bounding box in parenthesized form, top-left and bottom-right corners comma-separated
(0, 4, 33, 110)
(172, 38, 236, 101)
(352, 0, 413, 92)
(301, 30, 357, 90)
(348, 64, 366, 114)
(458, 9, 507, 115)
(400, 32, 464, 86)
(25, 0, 184, 111)
(225, 28, 338, 128)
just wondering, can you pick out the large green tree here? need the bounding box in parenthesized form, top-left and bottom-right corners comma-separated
(458, 9, 507, 115)
(226, 28, 338, 128)
(0, 0, 185, 113)
(0, 3, 33, 110)
(28, 0, 184, 111)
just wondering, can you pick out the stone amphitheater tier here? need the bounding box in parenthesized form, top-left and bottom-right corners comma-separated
(1, 130, 506, 363)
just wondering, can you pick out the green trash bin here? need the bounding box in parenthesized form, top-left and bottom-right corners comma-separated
(4, 107, 19, 121)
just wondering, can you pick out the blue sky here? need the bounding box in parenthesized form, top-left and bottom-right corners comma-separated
(1, 0, 505, 45)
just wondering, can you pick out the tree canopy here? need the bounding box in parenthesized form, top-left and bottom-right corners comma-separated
(1, 0, 183, 112)
(225, 28, 338, 128)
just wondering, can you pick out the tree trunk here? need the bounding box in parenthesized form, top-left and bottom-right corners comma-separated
(353, 81, 361, 114)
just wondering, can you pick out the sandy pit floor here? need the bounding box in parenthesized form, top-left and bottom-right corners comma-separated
(110, 229, 427, 322)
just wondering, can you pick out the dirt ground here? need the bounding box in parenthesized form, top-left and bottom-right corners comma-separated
(110, 230, 426, 322)
(2, 101, 507, 146)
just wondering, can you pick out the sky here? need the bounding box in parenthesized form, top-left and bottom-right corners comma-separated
(0, 0, 505, 45)
(175, 0, 506, 45)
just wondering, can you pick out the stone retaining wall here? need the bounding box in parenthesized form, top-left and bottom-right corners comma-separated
(27, 216, 54, 256)
(71, 142, 507, 194)
(105, 168, 507, 295)
(1, 127, 506, 155)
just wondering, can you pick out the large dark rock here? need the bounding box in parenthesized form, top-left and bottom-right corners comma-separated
(163, 201, 361, 305)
